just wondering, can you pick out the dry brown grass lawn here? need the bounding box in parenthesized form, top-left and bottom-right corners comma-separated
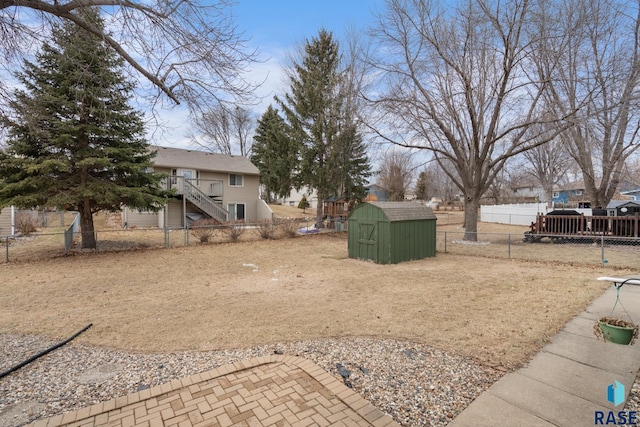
(269, 204, 314, 218)
(0, 232, 629, 370)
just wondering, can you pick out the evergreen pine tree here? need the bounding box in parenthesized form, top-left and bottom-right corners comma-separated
(415, 171, 429, 200)
(333, 124, 370, 210)
(297, 196, 310, 213)
(250, 105, 297, 203)
(0, 8, 168, 249)
(279, 29, 370, 228)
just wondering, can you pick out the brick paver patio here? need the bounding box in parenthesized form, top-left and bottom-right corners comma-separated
(28, 355, 400, 427)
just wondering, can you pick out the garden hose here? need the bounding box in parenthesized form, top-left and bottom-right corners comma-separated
(0, 323, 92, 380)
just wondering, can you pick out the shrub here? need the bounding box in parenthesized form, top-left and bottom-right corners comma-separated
(190, 219, 220, 243)
(277, 219, 299, 238)
(15, 212, 38, 236)
(297, 196, 310, 212)
(223, 220, 246, 242)
(256, 219, 275, 239)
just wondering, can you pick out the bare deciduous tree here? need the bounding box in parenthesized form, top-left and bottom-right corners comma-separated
(377, 150, 414, 201)
(521, 135, 572, 207)
(191, 104, 255, 157)
(365, 0, 564, 240)
(535, 0, 640, 209)
(419, 160, 461, 204)
(0, 0, 257, 116)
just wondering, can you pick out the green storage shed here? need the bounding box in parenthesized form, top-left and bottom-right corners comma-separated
(347, 201, 437, 264)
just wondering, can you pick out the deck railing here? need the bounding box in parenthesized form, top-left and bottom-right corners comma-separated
(162, 176, 224, 198)
(530, 213, 640, 238)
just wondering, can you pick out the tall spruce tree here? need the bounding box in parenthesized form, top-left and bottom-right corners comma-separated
(250, 105, 298, 203)
(0, 7, 168, 249)
(279, 29, 370, 228)
(332, 124, 370, 209)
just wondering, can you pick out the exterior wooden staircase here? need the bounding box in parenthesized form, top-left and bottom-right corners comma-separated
(183, 179, 228, 222)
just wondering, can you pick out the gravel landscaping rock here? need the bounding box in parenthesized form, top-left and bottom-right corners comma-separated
(0, 334, 500, 427)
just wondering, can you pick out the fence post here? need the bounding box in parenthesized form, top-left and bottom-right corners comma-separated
(601, 234, 607, 267)
(508, 234, 511, 258)
(5, 237, 8, 262)
(164, 227, 169, 248)
(444, 231, 447, 253)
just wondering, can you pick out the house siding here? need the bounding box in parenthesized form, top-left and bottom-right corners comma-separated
(167, 200, 184, 228)
(123, 147, 270, 228)
(225, 175, 261, 222)
(124, 210, 159, 228)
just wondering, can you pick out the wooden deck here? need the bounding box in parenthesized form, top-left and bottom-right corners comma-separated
(528, 213, 640, 238)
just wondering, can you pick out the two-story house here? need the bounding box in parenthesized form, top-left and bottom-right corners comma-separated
(122, 146, 272, 228)
(552, 181, 591, 207)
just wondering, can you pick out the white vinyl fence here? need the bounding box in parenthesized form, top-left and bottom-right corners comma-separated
(480, 203, 548, 225)
(480, 203, 594, 225)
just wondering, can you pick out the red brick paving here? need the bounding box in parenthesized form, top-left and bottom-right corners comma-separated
(28, 355, 400, 427)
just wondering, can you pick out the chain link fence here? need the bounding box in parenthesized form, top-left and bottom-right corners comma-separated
(1, 218, 315, 264)
(437, 230, 640, 270)
(2, 214, 639, 269)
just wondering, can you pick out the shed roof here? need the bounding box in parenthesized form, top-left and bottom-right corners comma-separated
(367, 201, 437, 221)
(607, 200, 640, 209)
(151, 146, 259, 175)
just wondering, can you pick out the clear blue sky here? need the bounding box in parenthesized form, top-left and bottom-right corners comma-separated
(160, 0, 386, 147)
(232, 1, 385, 49)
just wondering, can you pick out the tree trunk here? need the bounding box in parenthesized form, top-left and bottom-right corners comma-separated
(543, 183, 554, 209)
(315, 194, 324, 229)
(463, 197, 479, 242)
(78, 202, 96, 249)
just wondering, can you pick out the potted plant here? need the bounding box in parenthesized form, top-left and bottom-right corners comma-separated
(595, 317, 638, 345)
(593, 277, 639, 345)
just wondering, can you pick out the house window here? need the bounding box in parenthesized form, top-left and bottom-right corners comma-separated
(228, 203, 245, 221)
(170, 168, 178, 185)
(553, 192, 559, 198)
(229, 174, 243, 187)
(576, 190, 583, 196)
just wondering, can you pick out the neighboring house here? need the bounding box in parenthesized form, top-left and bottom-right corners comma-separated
(553, 181, 640, 208)
(621, 188, 640, 201)
(280, 187, 318, 209)
(552, 181, 591, 207)
(511, 181, 546, 202)
(122, 146, 272, 228)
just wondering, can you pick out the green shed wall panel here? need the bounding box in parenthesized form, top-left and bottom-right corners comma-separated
(389, 220, 436, 263)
